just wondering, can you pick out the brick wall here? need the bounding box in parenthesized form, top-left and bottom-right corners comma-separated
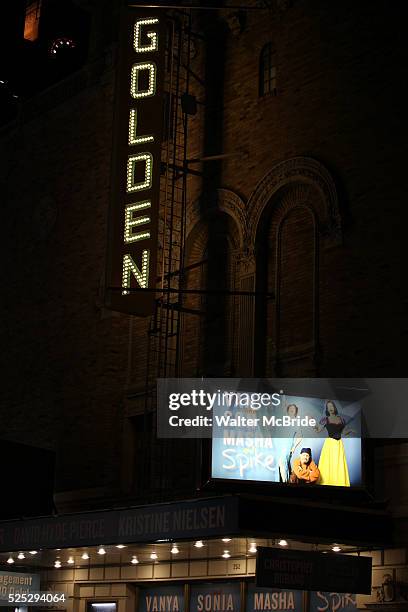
(217, 0, 406, 377)
(0, 51, 130, 494)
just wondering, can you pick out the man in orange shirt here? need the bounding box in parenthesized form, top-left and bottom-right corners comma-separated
(290, 448, 320, 484)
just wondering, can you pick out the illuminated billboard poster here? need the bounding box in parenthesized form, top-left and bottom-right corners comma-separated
(138, 586, 185, 612)
(106, 8, 165, 315)
(309, 592, 357, 612)
(211, 394, 362, 487)
(247, 585, 302, 612)
(190, 583, 240, 612)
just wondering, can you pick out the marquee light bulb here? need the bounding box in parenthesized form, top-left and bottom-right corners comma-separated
(171, 545, 179, 554)
(54, 560, 61, 568)
(194, 540, 204, 548)
(249, 543, 257, 553)
(67, 557, 74, 564)
(332, 545, 341, 552)
(222, 538, 231, 543)
(116, 545, 126, 549)
(97, 547, 106, 555)
(29, 551, 38, 555)
(150, 551, 158, 560)
(81, 552, 90, 560)
(17, 552, 25, 560)
(222, 550, 231, 559)
(7, 557, 14, 564)
(131, 555, 139, 564)
(278, 540, 288, 547)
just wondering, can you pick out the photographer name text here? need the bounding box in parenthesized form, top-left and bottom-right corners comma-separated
(168, 415, 317, 428)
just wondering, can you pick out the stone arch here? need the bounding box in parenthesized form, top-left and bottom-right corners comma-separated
(246, 157, 341, 377)
(186, 187, 246, 251)
(182, 199, 244, 377)
(247, 156, 341, 250)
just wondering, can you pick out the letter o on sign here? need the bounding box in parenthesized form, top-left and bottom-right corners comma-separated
(130, 62, 156, 98)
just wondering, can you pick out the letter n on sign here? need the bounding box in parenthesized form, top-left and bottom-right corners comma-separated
(106, 8, 165, 315)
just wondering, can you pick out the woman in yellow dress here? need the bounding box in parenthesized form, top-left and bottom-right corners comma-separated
(315, 400, 354, 487)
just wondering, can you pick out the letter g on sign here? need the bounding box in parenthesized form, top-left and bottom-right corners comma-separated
(134, 18, 159, 53)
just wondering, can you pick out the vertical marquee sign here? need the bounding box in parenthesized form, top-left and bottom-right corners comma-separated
(106, 8, 165, 315)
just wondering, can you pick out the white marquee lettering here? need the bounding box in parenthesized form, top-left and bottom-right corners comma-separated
(128, 109, 154, 145)
(197, 594, 234, 612)
(145, 596, 180, 612)
(253, 592, 295, 611)
(122, 251, 150, 293)
(120, 14, 161, 302)
(126, 153, 153, 193)
(134, 18, 159, 53)
(124, 201, 151, 243)
(130, 62, 156, 98)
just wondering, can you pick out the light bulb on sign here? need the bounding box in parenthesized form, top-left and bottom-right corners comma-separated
(222, 538, 231, 543)
(17, 552, 25, 560)
(332, 545, 341, 552)
(150, 551, 158, 560)
(7, 557, 14, 564)
(81, 552, 90, 560)
(194, 540, 204, 548)
(67, 557, 74, 564)
(222, 551, 231, 559)
(116, 545, 126, 549)
(29, 551, 38, 555)
(171, 545, 179, 554)
(97, 547, 106, 555)
(131, 556, 139, 564)
(249, 543, 257, 553)
(278, 539, 288, 547)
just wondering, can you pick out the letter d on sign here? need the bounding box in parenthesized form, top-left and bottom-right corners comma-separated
(126, 153, 153, 193)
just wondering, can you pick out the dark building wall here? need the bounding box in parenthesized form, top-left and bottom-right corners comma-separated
(0, 50, 131, 496)
(178, 0, 407, 378)
(217, 0, 406, 377)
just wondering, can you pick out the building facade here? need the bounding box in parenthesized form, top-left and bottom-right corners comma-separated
(0, 0, 408, 611)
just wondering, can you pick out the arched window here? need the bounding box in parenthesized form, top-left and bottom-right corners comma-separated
(259, 42, 277, 96)
(181, 213, 238, 377)
(255, 187, 319, 377)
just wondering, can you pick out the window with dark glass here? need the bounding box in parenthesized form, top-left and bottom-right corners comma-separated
(259, 43, 277, 96)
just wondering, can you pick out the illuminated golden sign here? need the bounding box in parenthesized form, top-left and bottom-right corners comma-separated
(107, 10, 165, 315)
